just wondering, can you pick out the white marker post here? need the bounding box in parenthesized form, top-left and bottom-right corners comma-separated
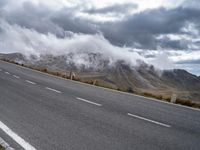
(171, 94, 177, 103)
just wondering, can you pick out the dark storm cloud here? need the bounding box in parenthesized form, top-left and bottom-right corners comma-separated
(101, 5, 200, 49)
(2, 1, 63, 35)
(158, 37, 187, 50)
(0, 0, 200, 50)
(1, 1, 97, 37)
(51, 9, 97, 36)
(85, 3, 138, 14)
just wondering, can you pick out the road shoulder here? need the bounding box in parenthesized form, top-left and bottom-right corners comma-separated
(0, 137, 14, 150)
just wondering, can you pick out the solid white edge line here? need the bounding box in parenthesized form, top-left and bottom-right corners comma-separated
(25, 80, 36, 85)
(45, 87, 61, 93)
(0, 137, 14, 150)
(0, 120, 37, 150)
(13, 75, 19, 78)
(76, 97, 102, 106)
(127, 113, 171, 128)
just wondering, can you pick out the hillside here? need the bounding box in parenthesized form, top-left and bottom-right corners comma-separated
(1, 53, 200, 103)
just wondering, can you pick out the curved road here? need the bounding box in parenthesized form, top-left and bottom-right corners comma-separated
(0, 61, 200, 150)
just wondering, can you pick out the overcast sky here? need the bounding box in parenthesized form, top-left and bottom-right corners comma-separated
(0, 0, 200, 75)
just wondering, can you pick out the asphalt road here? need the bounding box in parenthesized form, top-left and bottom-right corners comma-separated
(0, 60, 200, 150)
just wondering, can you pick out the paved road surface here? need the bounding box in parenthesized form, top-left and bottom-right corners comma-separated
(0, 61, 200, 150)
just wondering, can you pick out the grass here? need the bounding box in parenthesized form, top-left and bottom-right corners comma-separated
(1, 58, 200, 109)
(140, 91, 200, 108)
(176, 99, 200, 109)
(0, 145, 5, 150)
(141, 92, 163, 100)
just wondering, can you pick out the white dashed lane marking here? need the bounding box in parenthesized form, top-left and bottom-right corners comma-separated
(45, 87, 62, 93)
(76, 97, 102, 106)
(25, 80, 36, 85)
(13, 75, 20, 79)
(127, 113, 171, 128)
(5, 72, 10, 75)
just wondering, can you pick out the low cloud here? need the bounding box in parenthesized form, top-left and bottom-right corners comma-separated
(0, 20, 146, 68)
(0, 0, 200, 74)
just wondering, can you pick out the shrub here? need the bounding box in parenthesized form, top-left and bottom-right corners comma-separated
(164, 97, 171, 102)
(127, 87, 134, 93)
(142, 92, 163, 100)
(0, 145, 5, 150)
(176, 99, 200, 108)
(42, 68, 47, 72)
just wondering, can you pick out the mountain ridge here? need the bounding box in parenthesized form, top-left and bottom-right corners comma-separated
(1, 52, 200, 103)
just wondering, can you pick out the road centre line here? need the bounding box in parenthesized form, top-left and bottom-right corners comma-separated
(5, 72, 10, 75)
(45, 87, 62, 93)
(13, 75, 20, 79)
(25, 80, 36, 85)
(76, 97, 102, 106)
(127, 113, 171, 128)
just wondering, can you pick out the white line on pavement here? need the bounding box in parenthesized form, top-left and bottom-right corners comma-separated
(45, 87, 61, 93)
(25, 80, 36, 85)
(76, 97, 102, 106)
(5, 72, 10, 75)
(0, 120, 37, 150)
(13, 75, 20, 79)
(127, 113, 171, 128)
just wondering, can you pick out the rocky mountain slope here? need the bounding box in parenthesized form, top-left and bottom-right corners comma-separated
(1, 53, 200, 102)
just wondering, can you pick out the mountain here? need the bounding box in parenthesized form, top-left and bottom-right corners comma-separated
(1, 52, 200, 103)
(0, 53, 26, 62)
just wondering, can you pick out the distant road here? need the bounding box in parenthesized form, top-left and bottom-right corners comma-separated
(0, 60, 200, 150)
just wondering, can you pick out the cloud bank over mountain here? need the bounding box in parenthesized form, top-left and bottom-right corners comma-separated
(0, 0, 200, 74)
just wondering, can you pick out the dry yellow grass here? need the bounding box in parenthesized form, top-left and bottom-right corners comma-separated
(2, 59, 200, 109)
